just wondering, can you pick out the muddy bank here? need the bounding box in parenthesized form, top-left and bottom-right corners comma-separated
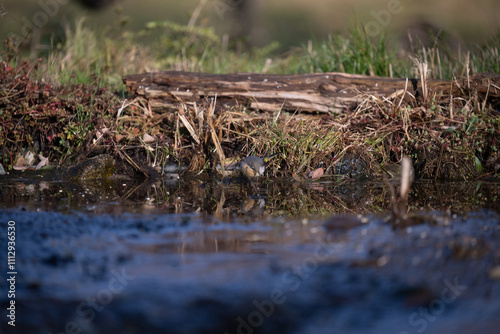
(1, 204, 499, 333)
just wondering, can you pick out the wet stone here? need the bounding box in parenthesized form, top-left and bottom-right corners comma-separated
(334, 153, 373, 179)
(63, 154, 115, 181)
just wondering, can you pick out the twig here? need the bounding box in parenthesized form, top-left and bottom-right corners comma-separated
(188, 0, 207, 28)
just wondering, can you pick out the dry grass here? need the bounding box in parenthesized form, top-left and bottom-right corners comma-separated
(1, 16, 498, 181)
(113, 59, 499, 181)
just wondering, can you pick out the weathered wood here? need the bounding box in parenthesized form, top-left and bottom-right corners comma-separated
(122, 71, 500, 114)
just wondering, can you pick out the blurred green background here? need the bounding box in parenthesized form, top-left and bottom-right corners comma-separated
(1, 0, 499, 51)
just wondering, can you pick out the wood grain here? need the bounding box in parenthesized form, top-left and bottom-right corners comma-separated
(123, 71, 500, 114)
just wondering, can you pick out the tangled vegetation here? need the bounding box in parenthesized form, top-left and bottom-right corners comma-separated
(0, 18, 499, 181)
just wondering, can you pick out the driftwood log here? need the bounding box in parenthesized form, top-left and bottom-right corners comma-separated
(123, 71, 500, 114)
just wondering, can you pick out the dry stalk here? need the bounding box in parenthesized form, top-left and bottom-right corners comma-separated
(385, 156, 414, 224)
(174, 115, 180, 152)
(194, 102, 204, 137)
(464, 51, 471, 89)
(411, 56, 429, 103)
(388, 78, 410, 109)
(481, 79, 491, 111)
(400, 156, 412, 203)
(116, 99, 131, 124)
(187, 0, 207, 28)
(449, 81, 454, 120)
(400, 103, 411, 142)
(116, 97, 151, 126)
(178, 103, 201, 145)
(208, 96, 227, 174)
(437, 48, 442, 80)
(117, 148, 146, 177)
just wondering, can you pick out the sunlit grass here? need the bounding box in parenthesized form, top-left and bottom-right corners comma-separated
(7, 16, 499, 90)
(1, 16, 499, 179)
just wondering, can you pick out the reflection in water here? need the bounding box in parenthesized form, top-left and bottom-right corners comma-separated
(1, 177, 499, 333)
(241, 196, 266, 217)
(0, 174, 499, 217)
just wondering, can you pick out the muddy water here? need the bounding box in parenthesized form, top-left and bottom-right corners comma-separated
(0, 177, 499, 333)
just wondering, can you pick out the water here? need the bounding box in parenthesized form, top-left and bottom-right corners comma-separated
(0, 177, 499, 333)
(1, 176, 498, 216)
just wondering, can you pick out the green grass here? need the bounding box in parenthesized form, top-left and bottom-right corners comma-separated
(4, 16, 500, 89)
(300, 23, 400, 77)
(1, 16, 499, 179)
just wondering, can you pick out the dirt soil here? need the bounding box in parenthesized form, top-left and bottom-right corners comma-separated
(0, 178, 500, 334)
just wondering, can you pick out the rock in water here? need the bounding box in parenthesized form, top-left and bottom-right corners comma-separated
(64, 154, 115, 181)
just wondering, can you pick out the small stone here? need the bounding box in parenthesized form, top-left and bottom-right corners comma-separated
(163, 164, 187, 174)
(64, 154, 115, 181)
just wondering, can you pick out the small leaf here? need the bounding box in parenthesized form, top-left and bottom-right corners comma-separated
(14, 155, 26, 167)
(474, 156, 483, 172)
(143, 133, 156, 143)
(13, 166, 32, 171)
(308, 168, 324, 180)
(35, 155, 49, 170)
